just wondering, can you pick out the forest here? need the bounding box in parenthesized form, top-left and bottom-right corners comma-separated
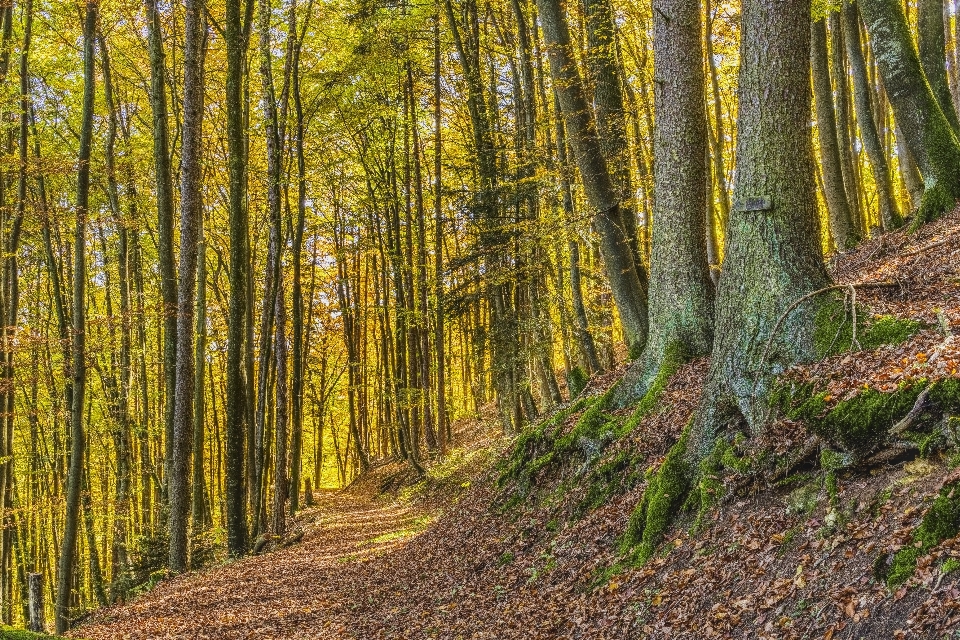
(0, 0, 959, 636)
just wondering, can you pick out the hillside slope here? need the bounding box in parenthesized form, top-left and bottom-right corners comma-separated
(76, 212, 960, 639)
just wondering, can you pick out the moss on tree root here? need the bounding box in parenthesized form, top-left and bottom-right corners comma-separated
(777, 377, 960, 454)
(620, 426, 692, 564)
(814, 302, 922, 360)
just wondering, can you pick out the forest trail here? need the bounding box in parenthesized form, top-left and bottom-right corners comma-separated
(76, 488, 433, 639)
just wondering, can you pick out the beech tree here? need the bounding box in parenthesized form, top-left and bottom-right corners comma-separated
(859, 0, 960, 224)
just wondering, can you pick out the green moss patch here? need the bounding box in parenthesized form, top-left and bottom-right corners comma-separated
(776, 377, 960, 454)
(886, 478, 960, 587)
(0, 627, 68, 640)
(814, 301, 921, 359)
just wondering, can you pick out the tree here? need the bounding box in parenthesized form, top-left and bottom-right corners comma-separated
(917, 0, 960, 134)
(859, 0, 960, 224)
(144, 0, 178, 498)
(841, 0, 901, 232)
(56, 2, 97, 632)
(811, 16, 858, 249)
(535, 0, 649, 357)
(169, 0, 208, 573)
(611, 0, 714, 408)
(224, 0, 250, 557)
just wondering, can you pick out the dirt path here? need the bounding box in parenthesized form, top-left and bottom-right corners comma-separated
(76, 490, 430, 639)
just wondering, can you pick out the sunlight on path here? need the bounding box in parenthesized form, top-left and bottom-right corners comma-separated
(74, 491, 429, 640)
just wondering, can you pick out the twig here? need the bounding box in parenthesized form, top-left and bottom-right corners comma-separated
(889, 384, 933, 437)
(848, 285, 861, 352)
(755, 281, 899, 385)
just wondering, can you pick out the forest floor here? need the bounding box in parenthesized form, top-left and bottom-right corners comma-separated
(74, 210, 960, 640)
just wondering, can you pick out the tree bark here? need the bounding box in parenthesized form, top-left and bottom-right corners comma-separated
(842, 0, 902, 231)
(612, 0, 714, 408)
(918, 0, 960, 133)
(168, 0, 207, 574)
(584, 0, 641, 271)
(144, 0, 178, 499)
(272, 285, 289, 536)
(689, 0, 831, 459)
(224, 0, 250, 557)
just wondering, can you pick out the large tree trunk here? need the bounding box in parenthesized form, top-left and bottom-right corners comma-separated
(611, 0, 714, 408)
(56, 3, 96, 632)
(536, 0, 649, 357)
(811, 17, 859, 249)
(168, 0, 207, 574)
(224, 0, 250, 557)
(859, 0, 960, 224)
(842, 0, 902, 232)
(691, 0, 830, 455)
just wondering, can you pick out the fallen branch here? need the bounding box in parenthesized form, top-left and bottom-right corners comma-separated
(900, 232, 960, 258)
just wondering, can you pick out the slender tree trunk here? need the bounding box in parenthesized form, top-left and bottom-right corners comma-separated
(584, 0, 641, 272)
(168, 0, 207, 574)
(192, 223, 210, 532)
(144, 0, 178, 502)
(224, 0, 250, 557)
(272, 285, 289, 535)
(842, 0, 902, 231)
(812, 17, 859, 250)
(830, 13, 863, 234)
(56, 4, 96, 632)
(289, 0, 311, 513)
(536, 0, 649, 357)
(859, 0, 960, 224)
(433, 7, 448, 453)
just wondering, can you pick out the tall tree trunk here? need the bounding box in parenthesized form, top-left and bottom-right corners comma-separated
(536, 0, 649, 357)
(690, 0, 830, 456)
(224, 0, 250, 557)
(612, 0, 714, 408)
(144, 0, 178, 502)
(289, 0, 311, 513)
(433, 7, 448, 453)
(704, 0, 731, 237)
(56, 3, 96, 632)
(168, 0, 207, 574)
(583, 0, 641, 272)
(830, 13, 863, 234)
(272, 285, 289, 535)
(842, 0, 902, 231)
(98, 29, 133, 598)
(812, 17, 859, 250)
(192, 225, 210, 532)
(859, 0, 960, 224)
